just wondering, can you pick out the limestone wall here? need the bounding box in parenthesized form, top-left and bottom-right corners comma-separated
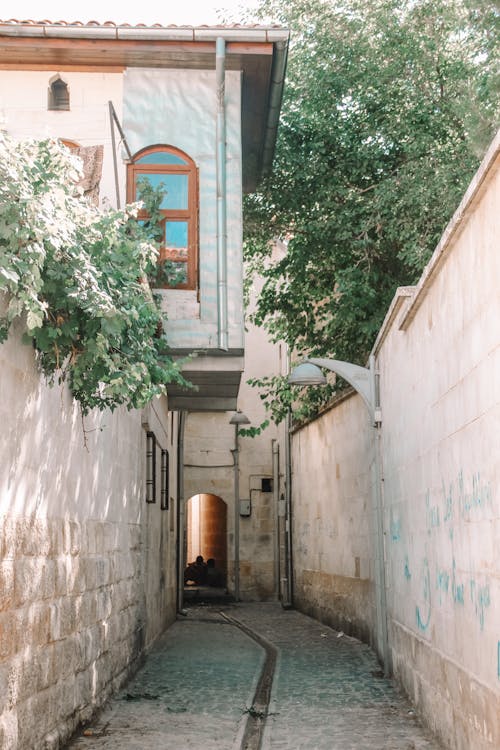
(290, 393, 376, 644)
(183, 272, 288, 601)
(0, 323, 178, 749)
(377, 136, 500, 749)
(290, 133, 500, 748)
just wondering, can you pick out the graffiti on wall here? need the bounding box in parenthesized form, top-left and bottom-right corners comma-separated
(396, 471, 493, 636)
(416, 557, 431, 631)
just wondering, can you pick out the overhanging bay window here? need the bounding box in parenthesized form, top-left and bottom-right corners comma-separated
(127, 145, 198, 289)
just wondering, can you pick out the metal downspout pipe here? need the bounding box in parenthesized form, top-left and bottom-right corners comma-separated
(283, 408, 294, 607)
(176, 411, 187, 613)
(216, 37, 229, 351)
(231, 426, 241, 600)
(272, 440, 280, 599)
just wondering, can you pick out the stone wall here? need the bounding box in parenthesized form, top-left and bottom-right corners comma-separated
(291, 392, 376, 645)
(290, 133, 500, 748)
(0, 324, 178, 749)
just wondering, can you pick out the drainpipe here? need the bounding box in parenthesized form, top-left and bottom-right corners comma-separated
(272, 440, 280, 599)
(176, 411, 187, 613)
(261, 39, 289, 178)
(369, 354, 391, 675)
(231, 426, 241, 600)
(216, 37, 229, 351)
(283, 408, 294, 608)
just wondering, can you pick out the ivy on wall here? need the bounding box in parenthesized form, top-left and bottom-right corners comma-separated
(0, 135, 189, 414)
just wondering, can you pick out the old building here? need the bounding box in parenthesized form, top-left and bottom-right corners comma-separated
(0, 18, 288, 749)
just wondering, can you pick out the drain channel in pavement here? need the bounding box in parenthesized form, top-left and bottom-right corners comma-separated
(220, 611, 278, 750)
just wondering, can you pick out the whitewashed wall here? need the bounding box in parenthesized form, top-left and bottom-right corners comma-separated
(378, 138, 500, 750)
(0, 70, 124, 209)
(290, 135, 500, 749)
(0, 320, 178, 750)
(123, 69, 244, 350)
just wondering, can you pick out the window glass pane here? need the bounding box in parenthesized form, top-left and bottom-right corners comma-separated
(136, 151, 187, 165)
(135, 173, 188, 209)
(165, 221, 188, 251)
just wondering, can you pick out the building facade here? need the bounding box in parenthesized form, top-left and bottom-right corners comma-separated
(0, 19, 288, 749)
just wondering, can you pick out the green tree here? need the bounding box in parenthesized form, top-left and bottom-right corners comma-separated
(0, 135, 189, 415)
(245, 0, 499, 421)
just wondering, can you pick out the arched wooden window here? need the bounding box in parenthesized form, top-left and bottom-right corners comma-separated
(48, 75, 70, 111)
(127, 145, 198, 290)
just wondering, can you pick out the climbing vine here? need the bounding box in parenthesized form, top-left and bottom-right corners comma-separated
(0, 134, 190, 414)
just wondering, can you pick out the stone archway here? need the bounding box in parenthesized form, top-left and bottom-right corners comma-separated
(185, 493, 227, 587)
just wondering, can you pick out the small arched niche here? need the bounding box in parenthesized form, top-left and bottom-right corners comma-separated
(48, 74, 70, 111)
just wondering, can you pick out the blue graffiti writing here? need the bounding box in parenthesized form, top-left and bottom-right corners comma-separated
(458, 470, 492, 519)
(425, 490, 440, 533)
(451, 559, 465, 605)
(390, 513, 402, 542)
(474, 585, 491, 630)
(404, 555, 411, 581)
(442, 480, 454, 523)
(436, 569, 450, 604)
(416, 558, 431, 631)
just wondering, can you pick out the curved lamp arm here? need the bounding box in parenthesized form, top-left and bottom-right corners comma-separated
(288, 355, 380, 424)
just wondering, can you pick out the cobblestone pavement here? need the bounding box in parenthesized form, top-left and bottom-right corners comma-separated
(233, 603, 443, 750)
(66, 602, 443, 750)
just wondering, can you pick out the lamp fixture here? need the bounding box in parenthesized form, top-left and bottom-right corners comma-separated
(229, 410, 251, 425)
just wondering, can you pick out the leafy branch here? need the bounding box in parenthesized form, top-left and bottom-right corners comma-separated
(0, 134, 190, 415)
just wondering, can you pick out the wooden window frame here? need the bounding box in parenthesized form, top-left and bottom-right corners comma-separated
(127, 145, 199, 291)
(48, 75, 70, 111)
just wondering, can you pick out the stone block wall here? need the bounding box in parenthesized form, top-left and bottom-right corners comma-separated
(289, 134, 500, 747)
(290, 392, 377, 645)
(0, 326, 178, 749)
(0, 518, 146, 749)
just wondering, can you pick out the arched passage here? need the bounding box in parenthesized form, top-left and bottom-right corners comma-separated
(185, 493, 227, 588)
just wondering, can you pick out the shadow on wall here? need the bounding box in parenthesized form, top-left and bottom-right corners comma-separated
(1, 320, 143, 522)
(0, 321, 154, 747)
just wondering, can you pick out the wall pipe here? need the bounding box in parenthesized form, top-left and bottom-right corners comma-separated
(231, 427, 240, 600)
(261, 39, 289, 178)
(272, 440, 280, 599)
(176, 411, 187, 613)
(283, 408, 294, 608)
(216, 37, 229, 351)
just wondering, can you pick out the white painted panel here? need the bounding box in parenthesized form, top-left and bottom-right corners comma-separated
(123, 68, 244, 349)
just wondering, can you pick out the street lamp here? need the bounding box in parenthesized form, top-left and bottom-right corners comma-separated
(229, 410, 250, 601)
(288, 356, 380, 425)
(288, 355, 390, 675)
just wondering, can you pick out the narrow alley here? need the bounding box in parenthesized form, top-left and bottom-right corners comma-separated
(65, 603, 442, 750)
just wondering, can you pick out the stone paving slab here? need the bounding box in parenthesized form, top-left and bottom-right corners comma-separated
(231, 603, 443, 750)
(66, 610, 264, 750)
(66, 602, 444, 750)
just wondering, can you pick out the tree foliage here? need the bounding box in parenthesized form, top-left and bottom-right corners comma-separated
(0, 135, 189, 414)
(245, 0, 499, 421)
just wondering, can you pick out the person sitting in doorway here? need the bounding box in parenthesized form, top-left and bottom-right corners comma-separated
(206, 558, 224, 587)
(184, 555, 208, 586)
